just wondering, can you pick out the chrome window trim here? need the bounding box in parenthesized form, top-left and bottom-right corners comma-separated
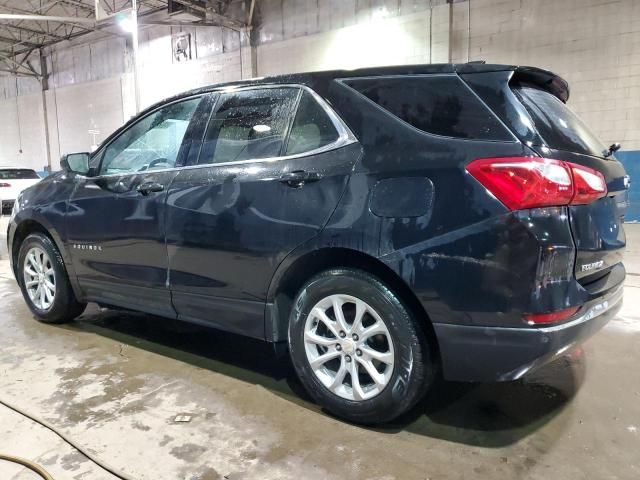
(84, 84, 357, 180)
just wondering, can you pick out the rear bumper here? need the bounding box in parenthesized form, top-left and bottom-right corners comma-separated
(434, 285, 623, 382)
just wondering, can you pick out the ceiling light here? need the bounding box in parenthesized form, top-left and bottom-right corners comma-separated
(117, 13, 135, 33)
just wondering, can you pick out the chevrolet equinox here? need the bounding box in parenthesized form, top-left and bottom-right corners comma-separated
(7, 63, 627, 424)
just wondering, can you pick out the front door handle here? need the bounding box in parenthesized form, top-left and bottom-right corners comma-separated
(279, 170, 321, 188)
(136, 182, 164, 195)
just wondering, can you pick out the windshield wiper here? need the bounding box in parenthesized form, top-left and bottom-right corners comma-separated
(603, 142, 621, 158)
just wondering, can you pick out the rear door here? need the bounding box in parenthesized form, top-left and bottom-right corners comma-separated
(165, 86, 358, 338)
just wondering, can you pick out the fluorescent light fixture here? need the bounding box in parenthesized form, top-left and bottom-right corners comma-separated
(252, 124, 271, 133)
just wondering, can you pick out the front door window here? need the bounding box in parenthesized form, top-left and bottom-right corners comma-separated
(100, 97, 201, 175)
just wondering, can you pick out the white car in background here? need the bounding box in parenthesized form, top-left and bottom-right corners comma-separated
(0, 167, 41, 216)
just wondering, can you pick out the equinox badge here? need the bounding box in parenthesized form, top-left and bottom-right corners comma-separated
(581, 260, 604, 272)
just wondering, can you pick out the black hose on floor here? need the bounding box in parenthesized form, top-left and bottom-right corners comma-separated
(0, 397, 136, 480)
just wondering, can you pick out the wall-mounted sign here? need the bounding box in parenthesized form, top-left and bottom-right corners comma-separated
(172, 32, 192, 63)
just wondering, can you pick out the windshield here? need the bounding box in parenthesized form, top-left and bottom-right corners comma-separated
(514, 86, 607, 158)
(0, 169, 39, 179)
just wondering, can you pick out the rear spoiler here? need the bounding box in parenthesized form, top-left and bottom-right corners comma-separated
(455, 63, 570, 103)
(511, 66, 570, 103)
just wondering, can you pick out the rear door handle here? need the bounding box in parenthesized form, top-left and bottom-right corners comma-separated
(136, 182, 164, 195)
(279, 170, 321, 187)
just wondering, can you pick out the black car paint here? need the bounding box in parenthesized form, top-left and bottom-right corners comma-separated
(7, 63, 626, 383)
(165, 141, 361, 339)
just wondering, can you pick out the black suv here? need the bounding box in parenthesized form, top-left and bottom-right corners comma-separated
(7, 63, 627, 424)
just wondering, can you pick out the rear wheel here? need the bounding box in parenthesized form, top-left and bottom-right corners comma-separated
(18, 233, 86, 324)
(288, 268, 433, 424)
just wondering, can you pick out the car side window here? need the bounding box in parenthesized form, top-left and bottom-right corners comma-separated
(198, 88, 298, 165)
(284, 91, 339, 155)
(99, 97, 201, 175)
(343, 76, 511, 141)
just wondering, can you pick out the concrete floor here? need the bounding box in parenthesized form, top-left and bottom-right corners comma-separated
(0, 216, 638, 480)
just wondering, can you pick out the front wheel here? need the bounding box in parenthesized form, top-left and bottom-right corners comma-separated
(288, 268, 433, 424)
(18, 233, 86, 324)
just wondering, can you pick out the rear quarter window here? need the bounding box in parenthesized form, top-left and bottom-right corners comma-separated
(342, 75, 512, 141)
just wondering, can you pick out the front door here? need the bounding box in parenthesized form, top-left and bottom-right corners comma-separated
(165, 86, 359, 338)
(66, 95, 204, 316)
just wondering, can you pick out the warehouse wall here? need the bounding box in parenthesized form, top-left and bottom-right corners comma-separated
(257, 7, 451, 75)
(0, 25, 242, 169)
(0, 0, 639, 177)
(254, 0, 640, 151)
(453, 0, 640, 151)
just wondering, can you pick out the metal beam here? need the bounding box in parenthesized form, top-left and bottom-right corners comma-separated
(247, 0, 255, 27)
(0, 34, 39, 47)
(132, 0, 141, 114)
(169, 0, 245, 30)
(40, 50, 52, 171)
(58, 0, 97, 12)
(2, 23, 65, 40)
(208, 11, 244, 31)
(0, 13, 96, 24)
(138, 18, 240, 28)
(0, 53, 40, 77)
(0, 68, 39, 77)
(0, 2, 174, 59)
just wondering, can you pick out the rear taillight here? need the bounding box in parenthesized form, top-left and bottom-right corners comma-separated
(466, 157, 607, 210)
(523, 306, 580, 325)
(570, 164, 608, 204)
(0, 182, 11, 187)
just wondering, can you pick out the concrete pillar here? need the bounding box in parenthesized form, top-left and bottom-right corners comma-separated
(240, 27, 257, 79)
(39, 50, 52, 172)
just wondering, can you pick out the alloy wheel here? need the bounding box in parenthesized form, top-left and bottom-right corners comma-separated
(303, 294, 395, 401)
(23, 247, 56, 310)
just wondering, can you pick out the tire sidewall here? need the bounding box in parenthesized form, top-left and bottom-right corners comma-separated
(288, 269, 429, 423)
(18, 233, 74, 322)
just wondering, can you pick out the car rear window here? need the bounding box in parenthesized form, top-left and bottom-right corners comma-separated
(0, 169, 39, 179)
(343, 76, 511, 141)
(513, 85, 607, 158)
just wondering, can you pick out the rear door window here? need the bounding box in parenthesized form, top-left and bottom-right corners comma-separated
(199, 87, 299, 165)
(514, 85, 607, 158)
(285, 91, 339, 155)
(343, 75, 511, 141)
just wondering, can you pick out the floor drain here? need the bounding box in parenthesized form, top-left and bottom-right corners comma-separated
(173, 414, 192, 423)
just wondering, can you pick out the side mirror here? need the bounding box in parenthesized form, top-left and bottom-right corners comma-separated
(61, 152, 91, 175)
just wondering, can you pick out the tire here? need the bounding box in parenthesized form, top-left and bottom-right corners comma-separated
(17, 233, 86, 324)
(288, 268, 433, 424)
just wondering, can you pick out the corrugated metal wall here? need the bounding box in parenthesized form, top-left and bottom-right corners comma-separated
(255, 0, 447, 44)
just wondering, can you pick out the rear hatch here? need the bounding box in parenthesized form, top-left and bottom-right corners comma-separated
(462, 67, 628, 290)
(511, 81, 627, 289)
